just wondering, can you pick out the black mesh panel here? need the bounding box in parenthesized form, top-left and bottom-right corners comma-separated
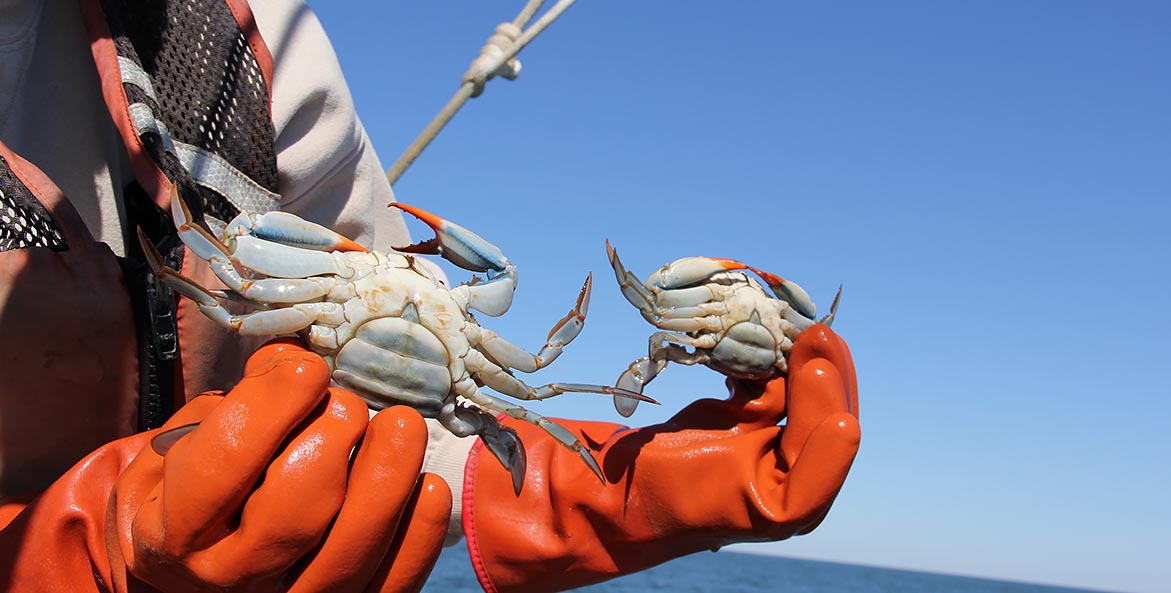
(0, 154, 68, 252)
(99, 0, 278, 222)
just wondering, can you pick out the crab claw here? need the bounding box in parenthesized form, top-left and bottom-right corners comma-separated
(651, 256, 743, 290)
(390, 202, 509, 274)
(744, 267, 818, 320)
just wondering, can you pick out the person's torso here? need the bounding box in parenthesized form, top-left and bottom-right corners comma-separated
(0, 0, 279, 495)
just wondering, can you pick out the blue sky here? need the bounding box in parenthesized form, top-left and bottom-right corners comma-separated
(309, 2, 1170, 592)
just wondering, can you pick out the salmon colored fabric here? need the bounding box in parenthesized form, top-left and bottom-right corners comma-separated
(0, 140, 138, 496)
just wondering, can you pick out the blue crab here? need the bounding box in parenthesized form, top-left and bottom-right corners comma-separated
(140, 189, 653, 493)
(606, 240, 838, 417)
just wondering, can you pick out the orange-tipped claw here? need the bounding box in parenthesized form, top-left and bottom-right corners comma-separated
(390, 202, 448, 234)
(389, 202, 509, 274)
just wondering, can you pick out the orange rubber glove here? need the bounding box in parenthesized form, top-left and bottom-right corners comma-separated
(462, 325, 860, 593)
(0, 339, 451, 593)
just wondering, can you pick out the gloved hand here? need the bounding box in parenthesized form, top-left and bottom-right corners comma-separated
(0, 339, 451, 593)
(462, 325, 860, 593)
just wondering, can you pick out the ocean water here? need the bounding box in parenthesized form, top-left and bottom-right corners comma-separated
(423, 543, 1115, 593)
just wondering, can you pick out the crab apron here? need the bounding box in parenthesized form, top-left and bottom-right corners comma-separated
(0, 0, 280, 496)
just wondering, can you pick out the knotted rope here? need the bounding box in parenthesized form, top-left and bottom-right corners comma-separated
(386, 0, 577, 186)
(463, 23, 523, 98)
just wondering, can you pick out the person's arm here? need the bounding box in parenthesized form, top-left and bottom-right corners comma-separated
(461, 325, 861, 593)
(0, 339, 450, 592)
(249, 0, 408, 254)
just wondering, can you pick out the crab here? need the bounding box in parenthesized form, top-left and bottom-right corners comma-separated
(139, 187, 654, 494)
(605, 240, 839, 417)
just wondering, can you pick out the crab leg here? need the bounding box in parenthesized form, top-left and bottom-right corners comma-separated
(436, 401, 527, 496)
(464, 349, 655, 405)
(201, 252, 342, 304)
(474, 413, 527, 496)
(467, 274, 592, 372)
(605, 240, 657, 320)
(168, 186, 357, 285)
(140, 226, 340, 306)
(614, 332, 718, 416)
(650, 315, 725, 333)
(618, 345, 712, 395)
(452, 372, 607, 484)
(609, 245, 732, 327)
(651, 285, 719, 309)
(140, 231, 344, 335)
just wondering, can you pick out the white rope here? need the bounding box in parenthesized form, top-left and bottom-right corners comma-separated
(512, 0, 546, 30)
(386, 0, 578, 186)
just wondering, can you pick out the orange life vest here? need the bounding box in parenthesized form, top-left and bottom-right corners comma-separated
(0, 0, 278, 495)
